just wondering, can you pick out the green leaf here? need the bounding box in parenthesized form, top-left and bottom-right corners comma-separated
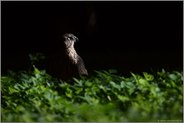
(168, 74, 177, 81)
(110, 81, 121, 91)
(143, 72, 154, 81)
(33, 65, 40, 75)
(117, 95, 130, 102)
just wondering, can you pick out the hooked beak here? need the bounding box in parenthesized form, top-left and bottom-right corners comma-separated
(75, 36, 79, 42)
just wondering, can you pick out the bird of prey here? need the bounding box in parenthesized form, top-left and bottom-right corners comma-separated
(49, 33, 88, 81)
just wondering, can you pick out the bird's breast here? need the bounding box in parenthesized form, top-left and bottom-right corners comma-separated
(66, 48, 78, 64)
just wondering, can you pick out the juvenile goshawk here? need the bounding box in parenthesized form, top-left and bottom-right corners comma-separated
(54, 33, 88, 81)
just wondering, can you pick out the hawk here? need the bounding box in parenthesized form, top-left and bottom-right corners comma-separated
(49, 33, 88, 81)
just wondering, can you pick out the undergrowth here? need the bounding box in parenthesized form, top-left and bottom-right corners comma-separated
(1, 67, 183, 122)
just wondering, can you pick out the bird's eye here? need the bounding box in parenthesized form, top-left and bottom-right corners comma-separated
(69, 37, 74, 40)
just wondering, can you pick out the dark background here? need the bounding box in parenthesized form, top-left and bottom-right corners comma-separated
(2, 1, 183, 76)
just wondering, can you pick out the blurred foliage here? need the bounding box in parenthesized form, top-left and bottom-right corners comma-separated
(29, 53, 45, 66)
(1, 67, 183, 122)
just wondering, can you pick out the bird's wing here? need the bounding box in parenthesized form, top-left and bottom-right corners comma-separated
(77, 56, 88, 76)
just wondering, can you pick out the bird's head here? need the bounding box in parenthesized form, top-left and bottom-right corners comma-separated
(62, 33, 79, 48)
